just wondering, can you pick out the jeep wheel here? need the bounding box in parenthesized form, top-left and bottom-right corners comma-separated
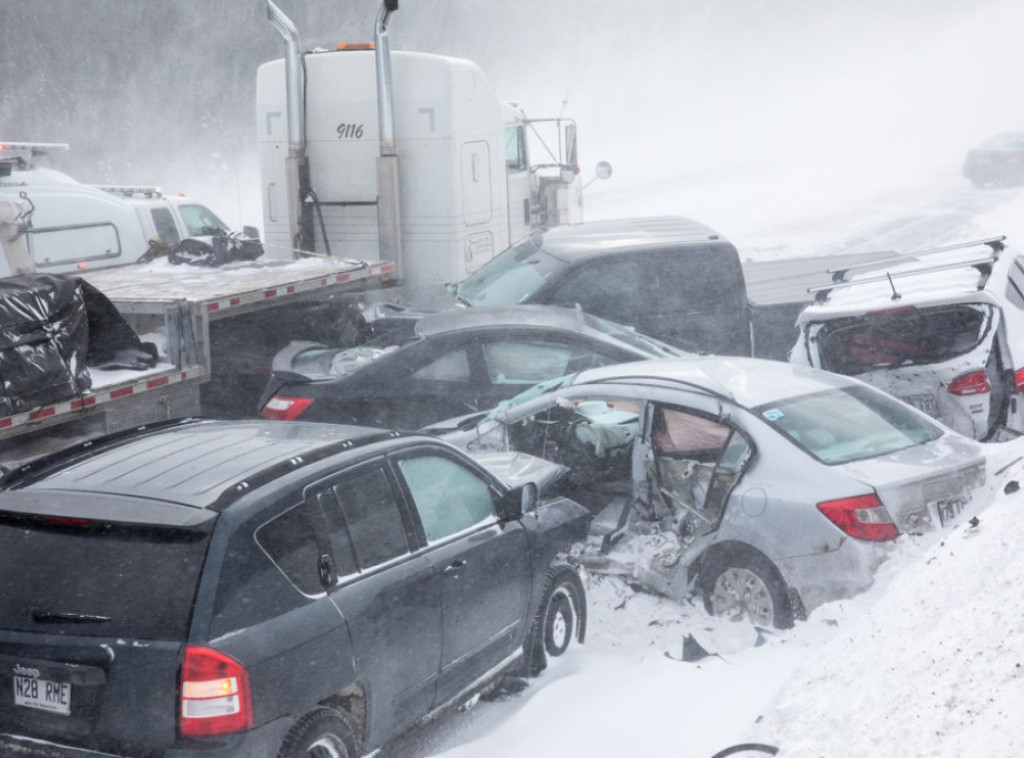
(278, 707, 358, 758)
(525, 563, 587, 674)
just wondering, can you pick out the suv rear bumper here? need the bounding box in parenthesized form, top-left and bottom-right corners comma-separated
(1, 717, 292, 758)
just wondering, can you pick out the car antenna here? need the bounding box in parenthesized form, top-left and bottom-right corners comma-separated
(887, 272, 901, 301)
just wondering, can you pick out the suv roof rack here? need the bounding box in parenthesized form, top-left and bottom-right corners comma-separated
(809, 236, 1006, 303)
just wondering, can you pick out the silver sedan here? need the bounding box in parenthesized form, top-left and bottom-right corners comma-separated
(434, 357, 988, 628)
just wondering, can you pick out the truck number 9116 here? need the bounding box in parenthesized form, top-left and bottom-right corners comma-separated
(337, 123, 365, 140)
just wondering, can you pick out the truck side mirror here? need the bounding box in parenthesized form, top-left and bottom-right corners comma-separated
(243, 225, 261, 241)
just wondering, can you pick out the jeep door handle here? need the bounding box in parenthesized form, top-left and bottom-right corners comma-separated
(443, 559, 467, 577)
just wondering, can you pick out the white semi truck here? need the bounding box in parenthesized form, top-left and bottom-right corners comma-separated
(258, 0, 604, 308)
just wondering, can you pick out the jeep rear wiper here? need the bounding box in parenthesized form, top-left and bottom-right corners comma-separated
(32, 611, 112, 624)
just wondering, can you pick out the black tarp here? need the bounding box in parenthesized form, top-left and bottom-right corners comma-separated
(0, 274, 157, 417)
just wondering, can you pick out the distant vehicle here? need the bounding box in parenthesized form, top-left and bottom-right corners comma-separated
(445, 216, 754, 356)
(0, 418, 588, 757)
(791, 236, 1024, 441)
(962, 132, 1024, 188)
(434, 356, 987, 628)
(0, 141, 259, 276)
(259, 304, 688, 429)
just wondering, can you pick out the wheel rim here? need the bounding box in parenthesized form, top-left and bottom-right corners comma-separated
(545, 588, 575, 656)
(710, 567, 774, 626)
(308, 734, 348, 758)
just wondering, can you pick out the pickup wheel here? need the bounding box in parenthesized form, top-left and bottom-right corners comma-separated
(277, 707, 358, 758)
(525, 563, 587, 675)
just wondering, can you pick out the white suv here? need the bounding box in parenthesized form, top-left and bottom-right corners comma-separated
(790, 237, 1024, 441)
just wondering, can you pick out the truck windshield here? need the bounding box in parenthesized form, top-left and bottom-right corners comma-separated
(456, 235, 559, 306)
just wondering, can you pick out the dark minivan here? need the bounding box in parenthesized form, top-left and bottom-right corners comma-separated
(0, 419, 588, 757)
(453, 216, 752, 356)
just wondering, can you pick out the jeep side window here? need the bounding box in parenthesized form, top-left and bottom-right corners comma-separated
(397, 455, 497, 542)
(544, 258, 639, 325)
(324, 465, 410, 572)
(256, 502, 323, 595)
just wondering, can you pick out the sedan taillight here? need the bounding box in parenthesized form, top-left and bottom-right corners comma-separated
(260, 395, 313, 421)
(180, 646, 253, 737)
(817, 493, 898, 541)
(947, 370, 990, 396)
(1013, 368, 1024, 394)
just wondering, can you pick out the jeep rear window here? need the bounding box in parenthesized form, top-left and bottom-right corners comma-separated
(812, 304, 990, 376)
(0, 514, 209, 639)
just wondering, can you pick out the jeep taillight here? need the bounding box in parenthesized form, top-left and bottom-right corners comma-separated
(180, 646, 253, 737)
(817, 493, 899, 541)
(947, 370, 990, 396)
(260, 395, 313, 421)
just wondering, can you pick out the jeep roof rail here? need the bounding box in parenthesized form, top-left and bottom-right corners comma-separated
(826, 236, 1006, 283)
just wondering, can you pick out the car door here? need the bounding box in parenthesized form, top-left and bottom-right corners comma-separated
(309, 460, 443, 748)
(390, 446, 531, 706)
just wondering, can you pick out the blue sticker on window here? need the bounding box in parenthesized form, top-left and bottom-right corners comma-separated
(762, 409, 783, 421)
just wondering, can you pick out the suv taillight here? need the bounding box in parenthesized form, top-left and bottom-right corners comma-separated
(1014, 368, 1024, 394)
(817, 493, 899, 541)
(180, 646, 253, 737)
(947, 370, 990, 396)
(260, 395, 313, 421)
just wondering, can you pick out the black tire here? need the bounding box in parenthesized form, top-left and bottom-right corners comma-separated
(525, 563, 587, 674)
(701, 548, 793, 629)
(277, 707, 358, 758)
(709, 744, 779, 758)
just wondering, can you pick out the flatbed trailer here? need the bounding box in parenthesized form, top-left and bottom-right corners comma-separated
(1, 256, 394, 464)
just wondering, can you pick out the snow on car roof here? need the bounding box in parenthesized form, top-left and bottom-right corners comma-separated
(576, 355, 858, 408)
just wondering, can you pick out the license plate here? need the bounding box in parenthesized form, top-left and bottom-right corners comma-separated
(902, 393, 938, 417)
(13, 675, 71, 715)
(933, 495, 968, 527)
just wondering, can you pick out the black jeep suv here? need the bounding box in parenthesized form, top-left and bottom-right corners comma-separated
(0, 419, 588, 757)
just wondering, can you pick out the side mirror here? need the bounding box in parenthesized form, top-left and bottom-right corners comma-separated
(242, 225, 262, 241)
(497, 482, 538, 521)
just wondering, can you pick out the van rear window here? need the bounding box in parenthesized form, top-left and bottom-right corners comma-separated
(0, 514, 210, 639)
(812, 304, 990, 375)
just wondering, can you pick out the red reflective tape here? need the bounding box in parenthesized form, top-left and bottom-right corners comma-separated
(29, 407, 56, 420)
(109, 387, 135, 399)
(0, 417, 13, 428)
(287, 285, 295, 293)
(265, 289, 278, 298)
(230, 297, 241, 306)
(147, 377, 170, 389)
(335, 274, 350, 283)
(321, 278, 328, 286)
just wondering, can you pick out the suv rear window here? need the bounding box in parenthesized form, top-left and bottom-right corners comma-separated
(811, 304, 990, 375)
(0, 514, 209, 639)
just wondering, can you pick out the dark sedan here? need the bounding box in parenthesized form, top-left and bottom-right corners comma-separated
(258, 304, 687, 429)
(963, 132, 1024, 187)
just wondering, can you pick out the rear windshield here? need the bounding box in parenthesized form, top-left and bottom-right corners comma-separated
(811, 304, 991, 376)
(0, 514, 210, 639)
(755, 385, 943, 465)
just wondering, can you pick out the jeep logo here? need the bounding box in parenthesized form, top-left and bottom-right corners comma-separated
(13, 664, 40, 678)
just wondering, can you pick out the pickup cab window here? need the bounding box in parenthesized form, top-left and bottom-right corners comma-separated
(149, 207, 180, 244)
